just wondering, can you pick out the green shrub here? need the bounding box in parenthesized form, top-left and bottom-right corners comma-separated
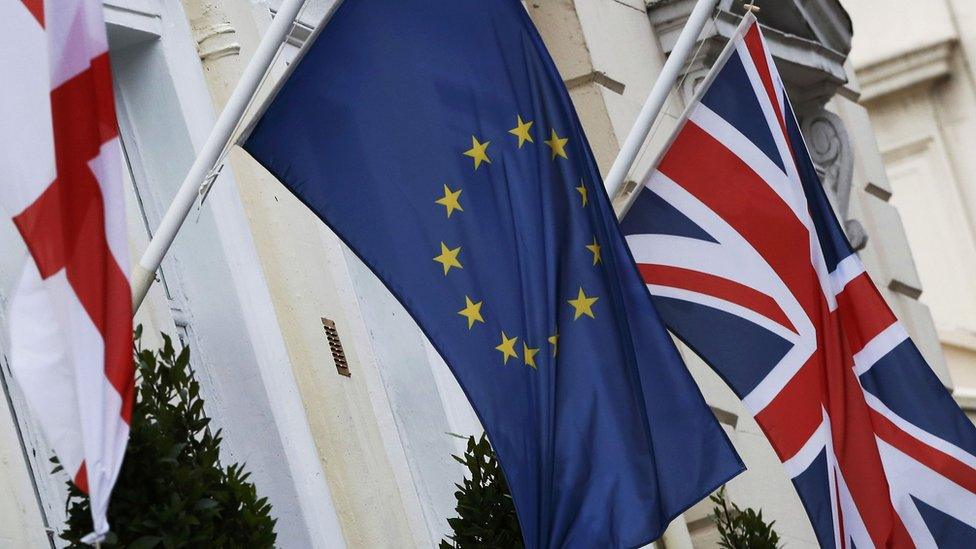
(440, 439, 782, 548)
(710, 486, 781, 549)
(58, 328, 277, 548)
(441, 433, 523, 548)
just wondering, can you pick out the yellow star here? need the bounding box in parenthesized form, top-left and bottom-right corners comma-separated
(547, 329, 559, 356)
(567, 287, 598, 320)
(576, 181, 588, 207)
(433, 242, 463, 275)
(522, 343, 540, 369)
(543, 129, 568, 160)
(585, 236, 602, 265)
(508, 115, 534, 148)
(457, 296, 485, 329)
(495, 331, 519, 365)
(463, 136, 491, 169)
(435, 185, 463, 218)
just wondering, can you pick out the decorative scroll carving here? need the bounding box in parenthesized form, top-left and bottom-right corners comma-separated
(648, 0, 867, 248)
(680, 66, 711, 104)
(802, 110, 852, 211)
(800, 108, 868, 250)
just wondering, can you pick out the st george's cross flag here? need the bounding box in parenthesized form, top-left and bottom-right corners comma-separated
(0, 1, 133, 540)
(622, 12, 976, 548)
(244, 0, 744, 546)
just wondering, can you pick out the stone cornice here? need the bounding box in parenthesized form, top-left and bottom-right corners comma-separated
(941, 328, 976, 354)
(647, 0, 852, 107)
(713, 9, 848, 103)
(856, 39, 956, 103)
(103, 0, 161, 48)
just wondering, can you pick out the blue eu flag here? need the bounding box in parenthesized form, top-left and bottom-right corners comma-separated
(245, 1, 743, 546)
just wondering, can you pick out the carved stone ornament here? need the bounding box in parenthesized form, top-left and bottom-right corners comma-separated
(649, 0, 866, 249)
(800, 108, 867, 250)
(188, 4, 241, 62)
(680, 66, 711, 104)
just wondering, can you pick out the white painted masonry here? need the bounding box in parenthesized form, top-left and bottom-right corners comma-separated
(844, 0, 976, 423)
(0, 1, 961, 548)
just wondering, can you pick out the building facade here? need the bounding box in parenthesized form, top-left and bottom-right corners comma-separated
(0, 0, 960, 547)
(843, 0, 976, 423)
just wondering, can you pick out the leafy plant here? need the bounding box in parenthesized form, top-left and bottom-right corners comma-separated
(441, 433, 523, 548)
(58, 327, 277, 548)
(710, 486, 780, 549)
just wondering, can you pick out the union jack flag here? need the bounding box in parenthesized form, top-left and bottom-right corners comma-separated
(622, 13, 976, 548)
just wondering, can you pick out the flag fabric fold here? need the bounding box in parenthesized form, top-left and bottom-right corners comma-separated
(0, 0, 133, 540)
(623, 12, 976, 547)
(244, 1, 743, 546)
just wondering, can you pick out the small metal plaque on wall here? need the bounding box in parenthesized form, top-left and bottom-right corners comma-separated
(321, 318, 351, 377)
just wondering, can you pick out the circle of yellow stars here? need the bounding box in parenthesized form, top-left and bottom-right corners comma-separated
(432, 114, 604, 370)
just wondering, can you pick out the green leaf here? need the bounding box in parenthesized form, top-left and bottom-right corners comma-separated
(441, 433, 523, 548)
(57, 330, 277, 548)
(175, 346, 190, 370)
(128, 535, 162, 549)
(709, 486, 781, 549)
(193, 498, 220, 512)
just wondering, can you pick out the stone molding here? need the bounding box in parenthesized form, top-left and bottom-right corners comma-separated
(564, 71, 627, 95)
(186, 4, 241, 62)
(880, 135, 935, 165)
(648, 0, 851, 107)
(649, 0, 866, 249)
(856, 39, 956, 103)
(954, 388, 976, 414)
(799, 108, 867, 250)
(103, 0, 162, 47)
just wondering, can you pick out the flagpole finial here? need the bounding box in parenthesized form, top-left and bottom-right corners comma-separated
(744, 1, 760, 14)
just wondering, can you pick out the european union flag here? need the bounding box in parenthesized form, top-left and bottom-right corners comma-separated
(244, 1, 743, 546)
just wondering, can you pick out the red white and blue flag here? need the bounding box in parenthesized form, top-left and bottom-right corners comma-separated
(622, 13, 976, 548)
(1, 1, 132, 541)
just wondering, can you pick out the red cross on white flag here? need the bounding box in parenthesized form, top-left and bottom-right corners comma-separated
(0, 1, 133, 541)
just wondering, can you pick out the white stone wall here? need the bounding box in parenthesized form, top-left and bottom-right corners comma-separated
(0, 1, 957, 548)
(845, 0, 976, 415)
(0, 373, 49, 547)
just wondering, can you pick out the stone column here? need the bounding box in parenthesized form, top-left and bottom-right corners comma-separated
(174, 2, 424, 546)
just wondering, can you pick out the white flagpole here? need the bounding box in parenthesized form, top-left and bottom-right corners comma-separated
(602, 0, 719, 201)
(130, 0, 307, 312)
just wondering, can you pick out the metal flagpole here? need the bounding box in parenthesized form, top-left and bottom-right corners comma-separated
(130, 0, 307, 312)
(602, 0, 719, 201)
(132, 0, 714, 312)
